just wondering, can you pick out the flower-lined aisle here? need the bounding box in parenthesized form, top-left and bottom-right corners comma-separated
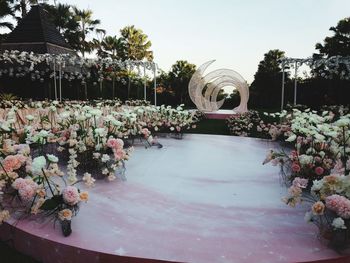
(0, 99, 200, 236)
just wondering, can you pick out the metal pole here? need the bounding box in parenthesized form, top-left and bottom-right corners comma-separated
(281, 62, 285, 111)
(143, 65, 147, 101)
(100, 79, 103, 98)
(153, 64, 157, 106)
(294, 61, 298, 105)
(59, 63, 62, 102)
(53, 60, 57, 100)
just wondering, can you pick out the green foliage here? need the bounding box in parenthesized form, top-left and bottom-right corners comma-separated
(120, 25, 153, 61)
(43, 3, 80, 50)
(40, 195, 63, 211)
(315, 17, 350, 57)
(0, 93, 18, 100)
(71, 7, 103, 57)
(249, 49, 287, 108)
(167, 60, 196, 105)
(0, 0, 14, 30)
(97, 35, 127, 60)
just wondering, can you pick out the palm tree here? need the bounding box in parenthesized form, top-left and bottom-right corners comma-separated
(72, 7, 102, 57)
(43, 3, 81, 50)
(12, 0, 39, 19)
(0, 0, 15, 31)
(100, 36, 126, 59)
(120, 25, 154, 98)
(98, 35, 127, 98)
(120, 25, 153, 61)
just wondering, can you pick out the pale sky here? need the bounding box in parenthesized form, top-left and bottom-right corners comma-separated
(4, 0, 350, 84)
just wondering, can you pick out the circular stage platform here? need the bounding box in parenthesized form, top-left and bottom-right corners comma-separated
(1, 134, 350, 263)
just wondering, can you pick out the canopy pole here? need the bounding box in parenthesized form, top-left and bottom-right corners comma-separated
(281, 62, 285, 111)
(294, 61, 298, 105)
(143, 65, 147, 101)
(59, 62, 62, 102)
(53, 60, 57, 100)
(153, 64, 157, 106)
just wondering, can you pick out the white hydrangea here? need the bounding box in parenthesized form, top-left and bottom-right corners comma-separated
(32, 156, 47, 174)
(335, 118, 350, 127)
(101, 154, 110, 163)
(94, 128, 107, 137)
(311, 179, 324, 193)
(299, 154, 313, 166)
(25, 115, 35, 121)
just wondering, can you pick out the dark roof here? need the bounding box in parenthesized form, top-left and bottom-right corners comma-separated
(1, 5, 74, 54)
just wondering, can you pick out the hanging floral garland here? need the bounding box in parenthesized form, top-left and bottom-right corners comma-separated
(280, 56, 350, 80)
(0, 50, 157, 82)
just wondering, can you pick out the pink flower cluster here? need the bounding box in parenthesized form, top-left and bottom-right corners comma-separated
(12, 178, 38, 202)
(62, 186, 80, 206)
(292, 177, 308, 188)
(141, 128, 151, 138)
(107, 138, 124, 150)
(107, 138, 126, 161)
(2, 154, 26, 172)
(326, 194, 350, 219)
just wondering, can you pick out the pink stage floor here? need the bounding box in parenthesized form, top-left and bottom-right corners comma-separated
(1, 134, 350, 263)
(204, 110, 237, 119)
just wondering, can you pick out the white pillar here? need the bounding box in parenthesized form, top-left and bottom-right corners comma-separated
(143, 65, 147, 101)
(281, 62, 285, 111)
(294, 61, 298, 105)
(59, 62, 62, 102)
(154, 64, 157, 106)
(53, 60, 57, 100)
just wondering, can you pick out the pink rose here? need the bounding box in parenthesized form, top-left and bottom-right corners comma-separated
(18, 185, 36, 201)
(107, 138, 118, 149)
(115, 139, 124, 149)
(314, 156, 322, 164)
(315, 166, 324, 176)
(141, 128, 150, 137)
(291, 163, 301, 173)
(107, 138, 124, 150)
(12, 178, 27, 190)
(62, 186, 80, 205)
(2, 155, 24, 172)
(114, 149, 125, 160)
(292, 177, 308, 188)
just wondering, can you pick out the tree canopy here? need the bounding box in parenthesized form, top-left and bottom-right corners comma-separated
(315, 17, 350, 57)
(249, 49, 286, 108)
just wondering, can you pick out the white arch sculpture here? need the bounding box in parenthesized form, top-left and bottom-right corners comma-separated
(188, 60, 249, 113)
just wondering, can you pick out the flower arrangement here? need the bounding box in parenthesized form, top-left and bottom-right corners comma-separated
(0, 99, 199, 237)
(226, 110, 262, 137)
(0, 148, 88, 236)
(264, 106, 350, 248)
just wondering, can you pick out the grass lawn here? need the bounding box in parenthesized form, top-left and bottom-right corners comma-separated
(185, 118, 230, 135)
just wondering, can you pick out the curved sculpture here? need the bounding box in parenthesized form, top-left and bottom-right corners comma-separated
(188, 60, 249, 113)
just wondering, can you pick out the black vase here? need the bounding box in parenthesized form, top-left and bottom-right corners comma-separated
(61, 219, 72, 237)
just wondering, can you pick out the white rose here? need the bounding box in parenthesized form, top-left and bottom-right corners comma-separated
(332, 217, 347, 229)
(47, 154, 59, 163)
(101, 154, 110, 163)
